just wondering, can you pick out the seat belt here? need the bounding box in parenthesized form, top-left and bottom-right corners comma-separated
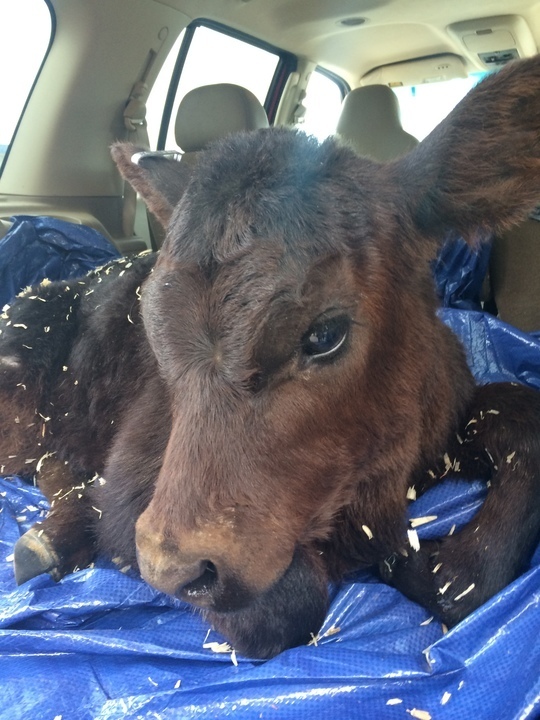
(122, 80, 150, 239)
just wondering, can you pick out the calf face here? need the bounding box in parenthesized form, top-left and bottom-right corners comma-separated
(110, 57, 540, 635)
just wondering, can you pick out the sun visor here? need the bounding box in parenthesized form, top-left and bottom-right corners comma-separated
(360, 54, 468, 88)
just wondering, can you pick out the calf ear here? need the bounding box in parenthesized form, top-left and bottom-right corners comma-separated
(391, 56, 540, 244)
(111, 142, 192, 227)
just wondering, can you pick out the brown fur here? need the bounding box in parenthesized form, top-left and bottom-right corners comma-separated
(1, 57, 540, 658)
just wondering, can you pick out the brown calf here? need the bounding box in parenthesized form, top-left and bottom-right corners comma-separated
(1, 57, 540, 658)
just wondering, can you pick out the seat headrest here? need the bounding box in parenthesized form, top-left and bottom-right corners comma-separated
(336, 84, 418, 162)
(175, 83, 269, 153)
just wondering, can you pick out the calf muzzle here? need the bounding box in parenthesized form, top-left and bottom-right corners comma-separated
(134, 510, 293, 612)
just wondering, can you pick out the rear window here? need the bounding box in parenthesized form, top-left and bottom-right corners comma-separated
(0, 0, 53, 170)
(393, 75, 485, 140)
(147, 23, 285, 150)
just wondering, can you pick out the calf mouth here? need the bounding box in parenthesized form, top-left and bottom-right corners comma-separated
(206, 547, 329, 659)
(138, 544, 329, 659)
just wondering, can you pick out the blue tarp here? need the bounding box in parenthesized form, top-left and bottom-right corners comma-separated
(0, 216, 120, 308)
(1, 309, 539, 720)
(432, 235, 492, 312)
(1, 229, 539, 718)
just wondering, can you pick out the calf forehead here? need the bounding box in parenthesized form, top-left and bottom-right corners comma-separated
(164, 128, 380, 267)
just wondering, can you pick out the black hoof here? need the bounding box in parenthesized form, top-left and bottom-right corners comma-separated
(13, 526, 62, 584)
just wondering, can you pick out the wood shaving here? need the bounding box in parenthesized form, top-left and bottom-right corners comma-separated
(323, 625, 341, 638)
(203, 641, 233, 653)
(506, 451, 516, 464)
(361, 524, 373, 540)
(407, 709, 432, 720)
(407, 528, 420, 552)
(453, 583, 475, 601)
(410, 515, 437, 528)
(432, 562, 442, 574)
(441, 691, 451, 705)
(386, 698, 402, 705)
(36, 451, 56, 472)
(420, 616, 434, 626)
(438, 581, 452, 595)
(406, 486, 417, 500)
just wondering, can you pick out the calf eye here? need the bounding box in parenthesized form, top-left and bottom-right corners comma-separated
(302, 314, 350, 361)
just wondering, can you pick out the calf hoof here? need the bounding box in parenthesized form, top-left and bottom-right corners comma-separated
(13, 526, 62, 584)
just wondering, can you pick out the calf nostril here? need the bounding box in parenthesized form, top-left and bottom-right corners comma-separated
(177, 560, 218, 603)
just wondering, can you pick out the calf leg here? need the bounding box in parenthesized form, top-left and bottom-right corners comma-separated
(13, 455, 98, 584)
(382, 382, 540, 625)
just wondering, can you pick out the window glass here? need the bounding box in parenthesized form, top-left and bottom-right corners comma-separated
(299, 70, 345, 141)
(0, 0, 52, 168)
(392, 75, 485, 140)
(147, 25, 280, 150)
(146, 30, 185, 149)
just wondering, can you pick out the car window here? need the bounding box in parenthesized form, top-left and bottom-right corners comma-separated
(147, 24, 282, 150)
(392, 75, 485, 140)
(0, 0, 53, 170)
(299, 69, 347, 141)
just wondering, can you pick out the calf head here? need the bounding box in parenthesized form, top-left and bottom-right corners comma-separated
(112, 57, 540, 657)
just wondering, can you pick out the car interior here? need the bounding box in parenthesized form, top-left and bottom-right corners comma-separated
(1, 0, 540, 330)
(1, 1, 540, 716)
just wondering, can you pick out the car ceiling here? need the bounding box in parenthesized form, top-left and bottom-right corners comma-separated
(154, 0, 540, 85)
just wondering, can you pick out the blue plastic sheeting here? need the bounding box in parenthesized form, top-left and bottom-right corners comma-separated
(1, 309, 540, 720)
(432, 236, 492, 311)
(440, 308, 540, 390)
(0, 216, 120, 308)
